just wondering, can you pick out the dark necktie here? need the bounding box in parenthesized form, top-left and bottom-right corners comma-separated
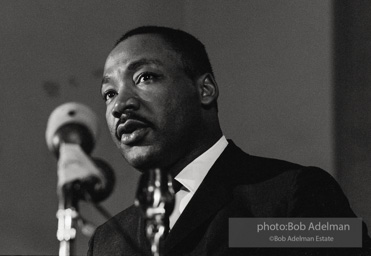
(172, 178, 182, 193)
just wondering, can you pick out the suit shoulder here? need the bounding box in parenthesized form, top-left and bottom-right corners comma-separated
(237, 153, 309, 184)
(252, 155, 336, 181)
(225, 141, 306, 181)
(232, 154, 354, 217)
(89, 205, 147, 255)
(95, 205, 139, 235)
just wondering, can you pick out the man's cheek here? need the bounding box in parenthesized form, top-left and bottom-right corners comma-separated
(138, 86, 168, 103)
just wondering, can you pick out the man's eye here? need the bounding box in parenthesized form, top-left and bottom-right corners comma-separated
(137, 73, 158, 84)
(103, 90, 117, 101)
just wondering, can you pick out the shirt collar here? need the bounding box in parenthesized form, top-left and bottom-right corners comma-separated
(175, 136, 228, 193)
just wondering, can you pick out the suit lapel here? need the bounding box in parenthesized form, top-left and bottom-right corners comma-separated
(164, 141, 246, 253)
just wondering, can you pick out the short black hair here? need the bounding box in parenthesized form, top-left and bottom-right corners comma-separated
(114, 26, 214, 79)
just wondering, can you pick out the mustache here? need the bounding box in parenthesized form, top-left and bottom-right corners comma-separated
(115, 111, 151, 129)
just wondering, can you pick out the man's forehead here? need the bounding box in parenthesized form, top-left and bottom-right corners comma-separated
(104, 34, 181, 71)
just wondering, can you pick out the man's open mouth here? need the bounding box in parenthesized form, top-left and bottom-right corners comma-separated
(116, 119, 150, 145)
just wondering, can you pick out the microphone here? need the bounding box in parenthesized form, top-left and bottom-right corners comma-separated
(46, 102, 99, 157)
(46, 102, 115, 256)
(135, 169, 175, 256)
(46, 102, 114, 203)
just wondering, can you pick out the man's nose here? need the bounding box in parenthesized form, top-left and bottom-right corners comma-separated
(111, 90, 140, 118)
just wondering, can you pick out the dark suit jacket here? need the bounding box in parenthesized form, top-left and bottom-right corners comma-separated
(88, 141, 371, 255)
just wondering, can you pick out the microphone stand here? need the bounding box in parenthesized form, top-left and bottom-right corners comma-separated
(135, 169, 175, 256)
(56, 182, 80, 256)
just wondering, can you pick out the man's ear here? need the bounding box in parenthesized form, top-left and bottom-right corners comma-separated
(197, 73, 219, 106)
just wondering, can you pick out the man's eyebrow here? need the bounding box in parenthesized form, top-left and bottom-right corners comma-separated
(101, 58, 164, 89)
(126, 58, 164, 71)
(101, 76, 110, 88)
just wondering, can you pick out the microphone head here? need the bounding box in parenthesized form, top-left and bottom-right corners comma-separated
(46, 102, 99, 156)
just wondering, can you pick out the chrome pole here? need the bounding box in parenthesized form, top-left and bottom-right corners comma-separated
(57, 182, 79, 256)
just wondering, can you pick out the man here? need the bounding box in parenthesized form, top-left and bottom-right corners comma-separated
(88, 26, 371, 255)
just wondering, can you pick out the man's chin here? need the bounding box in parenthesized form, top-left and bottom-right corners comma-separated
(120, 145, 160, 171)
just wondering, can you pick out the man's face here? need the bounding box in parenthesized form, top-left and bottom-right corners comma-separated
(102, 34, 204, 171)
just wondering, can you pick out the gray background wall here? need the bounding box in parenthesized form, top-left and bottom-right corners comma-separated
(334, 1, 371, 235)
(0, 1, 368, 255)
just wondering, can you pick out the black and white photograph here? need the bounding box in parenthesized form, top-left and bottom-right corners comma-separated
(0, 1, 370, 255)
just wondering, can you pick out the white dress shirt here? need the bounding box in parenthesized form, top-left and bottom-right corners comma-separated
(169, 136, 228, 229)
